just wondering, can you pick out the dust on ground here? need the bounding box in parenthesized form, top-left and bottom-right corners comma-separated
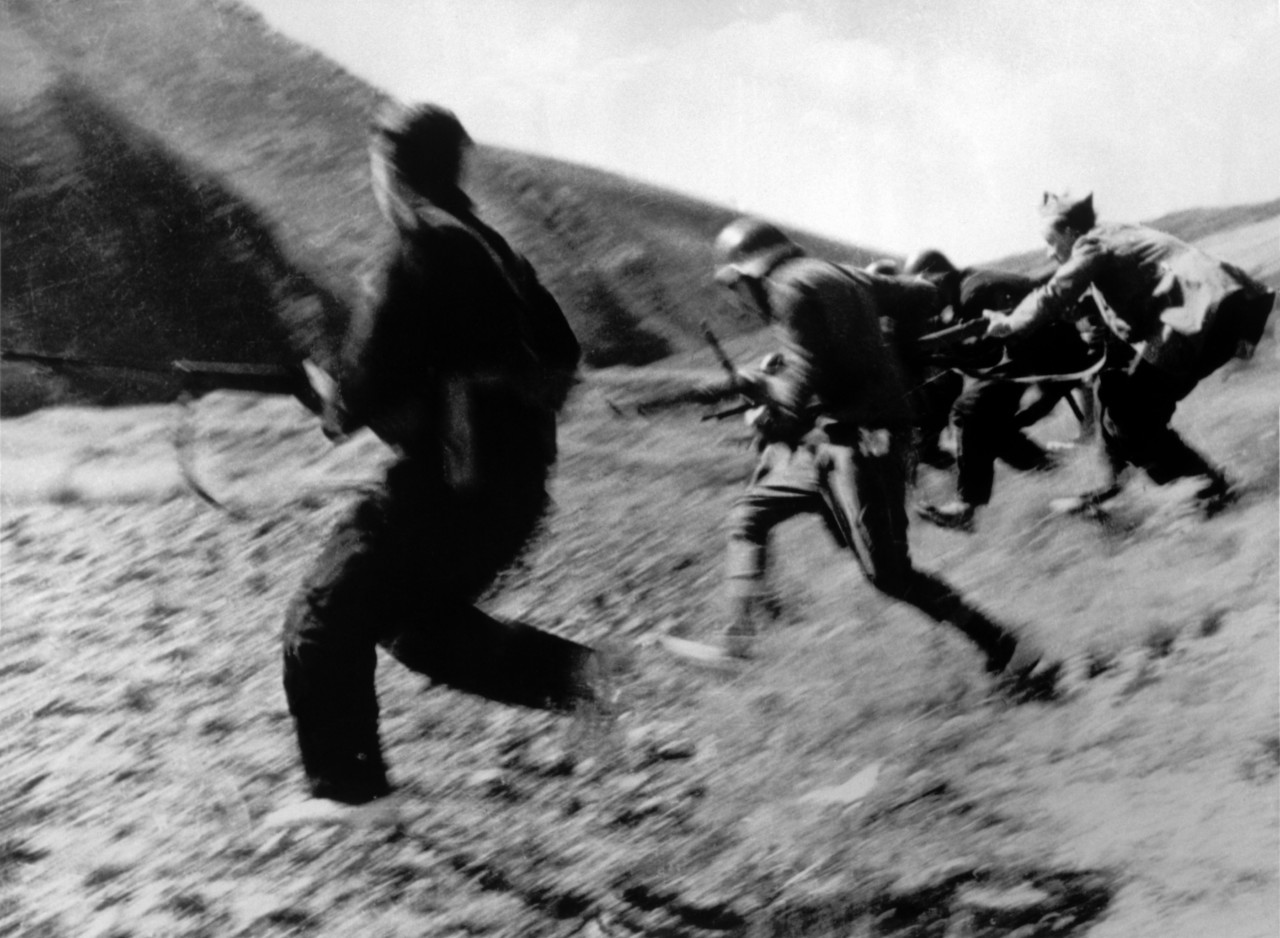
(2, 355, 1277, 937)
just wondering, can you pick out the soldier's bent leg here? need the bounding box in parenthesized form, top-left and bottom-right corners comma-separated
(818, 435, 1023, 669)
(384, 604, 597, 712)
(282, 496, 396, 804)
(914, 368, 963, 469)
(723, 443, 825, 655)
(953, 381, 1047, 507)
(1098, 364, 1221, 486)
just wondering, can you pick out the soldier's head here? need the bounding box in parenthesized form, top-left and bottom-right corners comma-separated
(713, 218, 804, 321)
(904, 248, 961, 320)
(865, 258, 901, 276)
(1039, 192, 1095, 263)
(369, 101, 473, 220)
(903, 248, 956, 278)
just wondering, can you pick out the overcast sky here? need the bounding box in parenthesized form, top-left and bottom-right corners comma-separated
(243, 0, 1279, 265)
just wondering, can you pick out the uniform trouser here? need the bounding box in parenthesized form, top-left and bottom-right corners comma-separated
(1096, 285, 1277, 486)
(913, 368, 964, 454)
(725, 432, 1018, 664)
(951, 379, 1053, 506)
(282, 460, 592, 804)
(1096, 362, 1219, 486)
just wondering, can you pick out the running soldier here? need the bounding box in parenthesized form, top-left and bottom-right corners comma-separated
(268, 102, 595, 827)
(670, 218, 1059, 701)
(986, 192, 1275, 516)
(909, 253, 1102, 532)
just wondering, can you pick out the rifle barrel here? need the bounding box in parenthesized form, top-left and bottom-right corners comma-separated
(699, 320, 738, 377)
(2, 349, 303, 396)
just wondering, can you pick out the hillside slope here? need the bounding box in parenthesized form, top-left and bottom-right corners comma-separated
(1, 283, 1276, 938)
(0, 0, 878, 416)
(3, 0, 1274, 415)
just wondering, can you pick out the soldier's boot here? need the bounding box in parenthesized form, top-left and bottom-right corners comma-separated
(942, 601, 1060, 703)
(721, 591, 769, 659)
(1049, 480, 1124, 517)
(916, 500, 976, 532)
(263, 792, 403, 830)
(983, 631, 1061, 703)
(661, 585, 767, 667)
(1194, 470, 1238, 517)
(568, 640, 627, 720)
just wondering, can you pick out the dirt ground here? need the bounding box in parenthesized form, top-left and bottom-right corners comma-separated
(2, 350, 1277, 937)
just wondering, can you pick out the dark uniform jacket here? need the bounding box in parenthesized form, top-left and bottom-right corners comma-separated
(336, 197, 580, 492)
(763, 258, 920, 432)
(1004, 223, 1273, 378)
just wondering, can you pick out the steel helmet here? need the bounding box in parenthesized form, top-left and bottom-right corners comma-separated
(903, 248, 957, 278)
(865, 258, 901, 276)
(713, 218, 804, 284)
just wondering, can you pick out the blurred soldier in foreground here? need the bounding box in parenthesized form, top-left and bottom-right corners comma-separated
(668, 218, 1059, 701)
(986, 193, 1275, 516)
(268, 102, 594, 828)
(907, 250, 1103, 532)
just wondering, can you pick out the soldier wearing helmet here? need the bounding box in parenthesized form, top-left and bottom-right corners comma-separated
(679, 218, 1059, 700)
(905, 251, 1101, 533)
(903, 248, 957, 279)
(878, 247, 967, 471)
(865, 257, 902, 276)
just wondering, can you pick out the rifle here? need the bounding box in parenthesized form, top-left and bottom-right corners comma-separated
(913, 317, 994, 364)
(630, 374, 741, 418)
(3, 347, 321, 512)
(912, 318, 1106, 426)
(625, 323, 774, 422)
(1, 348, 317, 406)
(697, 321, 766, 421)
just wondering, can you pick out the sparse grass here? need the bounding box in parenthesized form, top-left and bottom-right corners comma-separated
(9, 348, 1261, 936)
(0, 2, 1277, 933)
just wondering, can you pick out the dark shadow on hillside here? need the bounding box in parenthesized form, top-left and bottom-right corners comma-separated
(0, 75, 349, 416)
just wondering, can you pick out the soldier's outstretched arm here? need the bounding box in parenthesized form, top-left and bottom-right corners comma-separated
(633, 374, 741, 415)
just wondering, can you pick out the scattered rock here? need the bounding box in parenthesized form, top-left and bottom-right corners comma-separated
(886, 858, 976, 900)
(797, 761, 881, 806)
(1199, 608, 1227, 637)
(652, 739, 697, 761)
(468, 768, 522, 800)
(956, 882, 1053, 927)
(1240, 732, 1280, 782)
(1142, 621, 1180, 659)
(1117, 659, 1160, 699)
(609, 772, 652, 798)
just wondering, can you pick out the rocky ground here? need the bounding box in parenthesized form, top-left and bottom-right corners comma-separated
(2, 346, 1277, 937)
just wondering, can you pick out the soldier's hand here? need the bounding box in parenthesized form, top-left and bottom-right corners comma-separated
(759, 352, 786, 375)
(745, 404, 786, 441)
(983, 310, 1014, 339)
(1218, 340, 1257, 382)
(690, 375, 734, 400)
(302, 359, 350, 443)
